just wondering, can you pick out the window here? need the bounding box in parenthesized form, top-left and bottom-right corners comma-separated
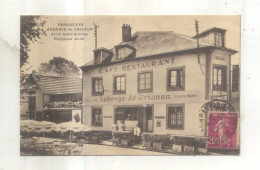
(95, 50, 111, 64)
(215, 32, 223, 47)
(213, 66, 227, 91)
(92, 107, 102, 126)
(167, 68, 184, 91)
(138, 71, 153, 93)
(92, 77, 104, 96)
(232, 65, 239, 92)
(28, 91, 36, 110)
(114, 75, 126, 94)
(117, 48, 126, 59)
(95, 51, 103, 64)
(167, 105, 184, 129)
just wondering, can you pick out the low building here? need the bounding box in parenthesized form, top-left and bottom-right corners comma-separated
(21, 74, 82, 123)
(80, 24, 238, 137)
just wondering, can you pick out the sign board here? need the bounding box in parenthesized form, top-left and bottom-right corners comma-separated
(72, 110, 81, 123)
(211, 91, 228, 100)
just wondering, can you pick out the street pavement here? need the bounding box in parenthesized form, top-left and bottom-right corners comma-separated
(81, 143, 175, 155)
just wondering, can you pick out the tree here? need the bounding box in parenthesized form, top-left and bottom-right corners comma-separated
(20, 16, 46, 68)
(38, 57, 80, 77)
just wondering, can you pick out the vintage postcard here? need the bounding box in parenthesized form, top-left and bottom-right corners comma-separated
(20, 15, 240, 156)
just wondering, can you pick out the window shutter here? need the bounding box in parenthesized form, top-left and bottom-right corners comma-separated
(168, 70, 171, 88)
(113, 77, 116, 92)
(92, 79, 95, 92)
(177, 70, 181, 88)
(222, 67, 227, 90)
(91, 109, 94, 125)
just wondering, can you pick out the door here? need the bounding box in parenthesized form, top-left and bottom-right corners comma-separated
(145, 107, 153, 132)
(137, 107, 145, 132)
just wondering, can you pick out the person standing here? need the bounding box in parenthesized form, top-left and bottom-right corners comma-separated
(118, 120, 124, 132)
(112, 124, 118, 140)
(133, 123, 141, 144)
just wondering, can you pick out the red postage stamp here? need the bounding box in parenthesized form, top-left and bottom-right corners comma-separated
(207, 112, 238, 149)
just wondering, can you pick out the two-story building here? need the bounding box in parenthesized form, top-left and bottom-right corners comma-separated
(80, 24, 238, 137)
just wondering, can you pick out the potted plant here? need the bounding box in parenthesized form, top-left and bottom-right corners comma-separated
(171, 136, 183, 153)
(195, 137, 208, 154)
(90, 132, 101, 143)
(142, 134, 152, 149)
(152, 138, 162, 150)
(118, 132, 134, 146)
(183, 137, 195, 154)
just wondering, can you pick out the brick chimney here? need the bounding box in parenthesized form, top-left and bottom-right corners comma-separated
(122, 24, 131, 42)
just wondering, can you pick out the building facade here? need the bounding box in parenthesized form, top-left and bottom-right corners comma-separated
(80, 25, 238, 137)
(21, 74, 82, 123)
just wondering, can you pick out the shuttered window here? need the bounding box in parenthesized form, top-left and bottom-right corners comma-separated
(114, 75, 126, 94)
(138, 71, 153, 93)
(167, 67, 185, 91)
(92, 77, 104, 96)
(167, 105, 184, 129)
(92, 107, 103, 126)
(213, 66, 227, 91)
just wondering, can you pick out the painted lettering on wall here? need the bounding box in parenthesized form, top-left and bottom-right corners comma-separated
(99, 93, 198, 103)
(155, 116, 165, 119)
(99, 57, 175, 73)
(213, 55, 226, 61)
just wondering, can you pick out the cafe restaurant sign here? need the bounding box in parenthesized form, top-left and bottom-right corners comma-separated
(98, 57, 175, 74)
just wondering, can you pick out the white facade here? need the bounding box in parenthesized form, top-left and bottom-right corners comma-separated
(81, 27, 237, 137)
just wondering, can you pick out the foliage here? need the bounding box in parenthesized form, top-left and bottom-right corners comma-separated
(20, 130, 112, 142)
(20, 66, 34, 102)
(142, 134, 207, 148)
(20, 16, 47, 68)
(38, 56, 80, 77)
(114, 132, 134, 140)
(76, 130, 112, 141)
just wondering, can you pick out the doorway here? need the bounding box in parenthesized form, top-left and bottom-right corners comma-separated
(114, 105, 153, 132)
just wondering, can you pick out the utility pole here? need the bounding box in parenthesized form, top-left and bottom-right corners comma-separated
(195, 19, 200, 64)
(93, 23, 99, 49)
(195, 19, 204, 75)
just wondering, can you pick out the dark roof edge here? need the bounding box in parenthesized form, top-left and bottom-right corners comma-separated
(192, 27, 227, 39)
(80, 46, 237, 70)
(44, 92, 82, 95)
(31, 74, 45, 93)
(33, 74, 82, 80)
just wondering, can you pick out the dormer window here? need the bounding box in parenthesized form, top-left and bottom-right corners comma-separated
(95, 51, 103, 64)
(115, 45, 136, 60)
(118, 48, 126, 59)
(193, 27, 226, 48)
(94, 48, 113, 64)
(215, 32, 223, 47)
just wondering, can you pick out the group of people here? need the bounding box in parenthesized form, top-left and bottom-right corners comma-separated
(112, 121, 142, 143)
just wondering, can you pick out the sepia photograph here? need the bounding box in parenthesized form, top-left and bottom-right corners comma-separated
(20, 15, 240, 156)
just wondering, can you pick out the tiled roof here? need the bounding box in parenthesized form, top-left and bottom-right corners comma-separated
(81, 30, 237, 68)
(116, 31, 208, 59)
(32, 74, 82, 94)
(80, 31, 208, 68)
